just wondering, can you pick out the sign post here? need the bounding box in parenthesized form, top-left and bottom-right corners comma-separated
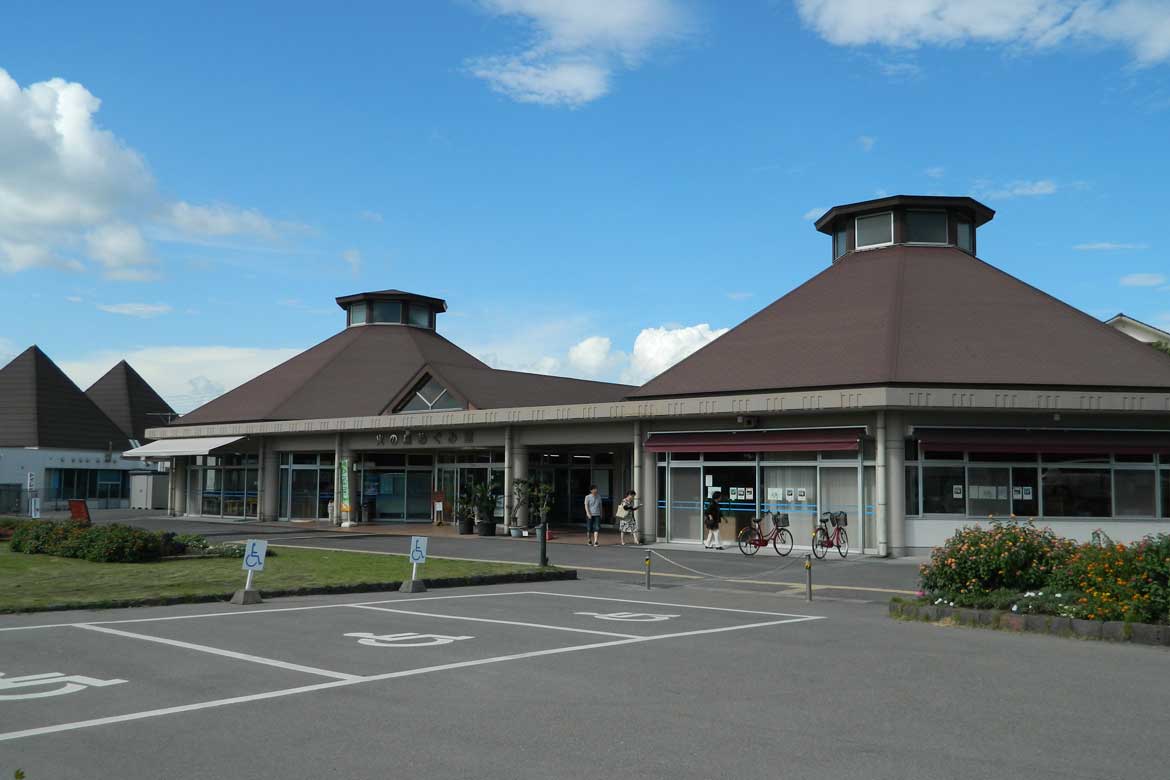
(27, 471, 39, 519)
(400, 536, 428, 593)
(231, 539, 267, 605)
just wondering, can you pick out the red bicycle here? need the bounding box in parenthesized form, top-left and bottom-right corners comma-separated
(813, 511, 848, 559)
(737, 513, 794, 557)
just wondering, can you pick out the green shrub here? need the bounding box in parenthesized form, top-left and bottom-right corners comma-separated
(11, 521, 165, 563)
(919, 521, 1074, 599)
(1046, 535, 1170, 624)
(174, 533, 210, 553)
(205, 543, 276, 559)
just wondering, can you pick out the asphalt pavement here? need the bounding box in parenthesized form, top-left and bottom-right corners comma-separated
(2, 580, 1165, 780)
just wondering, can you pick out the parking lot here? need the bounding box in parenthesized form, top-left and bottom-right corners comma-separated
(2, 578, 1167, 780)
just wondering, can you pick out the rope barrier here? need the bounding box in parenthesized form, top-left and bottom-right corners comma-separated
(647, 548, 806, 587)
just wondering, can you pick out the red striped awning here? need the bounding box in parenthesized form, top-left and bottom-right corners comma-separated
(916, 429, 1170, 455)
(644, 429, 863, 454)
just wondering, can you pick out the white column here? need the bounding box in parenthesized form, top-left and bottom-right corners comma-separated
(876, 411, 889, 557)
(504, 426, 514, 529)
(260, 443, 279, 522)
(333, 433, 342, 525)
(886, 412, 906, 557)
(515, 442, 529, 528)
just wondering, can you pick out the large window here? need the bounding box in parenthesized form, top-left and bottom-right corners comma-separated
(967, 466, 1010, 516)
(905, 466, 920, 516)
(1042, 468, 1111, 517)
(855, 212, 893, 249)
(408, 304, 431, 327)
(1114, 469, 1155, 516)
(398, 376, 463, 413)
(905, 211, 947, 244)
(923, 466, 966, 514)
(349, 301, 367, 325)
(277, 452, 334, 521)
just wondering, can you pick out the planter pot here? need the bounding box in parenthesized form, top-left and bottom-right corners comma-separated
(509, 527, 524, 538)
(476, 521, 496, 537)
(457, 519, 475, 535)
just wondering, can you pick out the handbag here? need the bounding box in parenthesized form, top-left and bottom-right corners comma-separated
(615, 503, 629, 519)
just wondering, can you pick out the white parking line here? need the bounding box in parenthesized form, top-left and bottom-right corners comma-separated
(346, 604, 640, 639)
(530, 591, 821, 618)
(0, 613, 823, 743)
(76, 625, 360, 681)
(0, 591, 534, 633)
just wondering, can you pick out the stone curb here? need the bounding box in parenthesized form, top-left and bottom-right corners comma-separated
(0, 568, 577, 614)
(888, 599, 1169, 648)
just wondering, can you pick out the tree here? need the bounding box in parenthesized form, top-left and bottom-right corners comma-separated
(1151, 340, 1170, 357)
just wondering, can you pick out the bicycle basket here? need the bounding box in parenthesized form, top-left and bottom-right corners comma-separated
(774, 513, 789, 528)
(831, 511, 848, 527)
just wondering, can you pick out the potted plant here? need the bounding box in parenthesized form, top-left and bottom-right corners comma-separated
(529, 482, 555, 539)
(468, 481, 499, 537)
(508, 478, 533, 537)
(454, 492, 476, 535)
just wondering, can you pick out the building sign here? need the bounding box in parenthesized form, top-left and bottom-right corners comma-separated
(374, 430, 474, 447)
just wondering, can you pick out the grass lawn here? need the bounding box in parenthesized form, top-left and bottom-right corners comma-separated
(0, 543, 546, 612)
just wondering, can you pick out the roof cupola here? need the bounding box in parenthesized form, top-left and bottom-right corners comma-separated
(814, 195, 994, 263)
(335, 289, 448, 330)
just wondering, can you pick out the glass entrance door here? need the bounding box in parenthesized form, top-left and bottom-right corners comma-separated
(406, 471, 432, 521)
(819, 467, 860, 552)
(569, 468, 593, 525)
(668, 468, 703, 542)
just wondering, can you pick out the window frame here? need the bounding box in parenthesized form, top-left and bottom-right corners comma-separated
(854, 211, 894, 251)
(904, 210, 949, 246)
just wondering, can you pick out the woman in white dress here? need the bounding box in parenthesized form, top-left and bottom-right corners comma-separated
(617, 490, 641, 545)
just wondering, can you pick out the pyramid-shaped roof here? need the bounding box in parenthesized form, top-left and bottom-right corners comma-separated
(0, 346, 131, 450)
(631, 245, 1170, 398)
(176, 324, 631, 426)
(85, 361, 176, 442)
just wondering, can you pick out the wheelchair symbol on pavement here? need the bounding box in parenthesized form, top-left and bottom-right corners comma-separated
(0, 671, 127, 701)
(575, 612, 680, 622)
(345, 632, 473, 647)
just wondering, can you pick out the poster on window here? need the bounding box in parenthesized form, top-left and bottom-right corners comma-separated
(708, 486, 721, 498)
(745, 488, 754, 501)
(785, 488, 795, 502)
(1022, 486, 1033, 500)
(797, 488, 807, 501)
(952, 484, 964, 499)
(1012, 487, 1022, 500)
(996, 486, 1008, 500)
(766, 487, 782, 501)
(705, 474, 713, 487)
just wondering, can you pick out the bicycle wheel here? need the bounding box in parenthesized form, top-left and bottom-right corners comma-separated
(836, 528, 849, 558)
(737, 526, 761, 556)
(772, 527, 793, 557)
(812, 527, 829, 559)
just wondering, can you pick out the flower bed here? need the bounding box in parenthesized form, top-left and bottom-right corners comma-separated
(918, 521, 1170, 625)
(7, 520, 249, 563)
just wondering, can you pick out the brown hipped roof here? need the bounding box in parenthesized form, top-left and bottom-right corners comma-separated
(85, 360, 177, 442)
(0, 346, 131, 450)
(176, 324, 631, 425)
(631, 245, 1170, 398)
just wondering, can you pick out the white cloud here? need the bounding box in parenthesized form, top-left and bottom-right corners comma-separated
(795, 0, 1170, 66)
(925, 166, 946, 179)
(96, 302, 172, 318)
(802, 207, 826, 220)
(165, 202, 291, 241)
(58, 345, 304, 414)
(857, 135, 876, 152)
(1076, 242, 1148, 251)
(1120, 272, 1167, 286)
(468, 0, 691, 106)
(621, 323, 728, 384)
(86, 223, 158, 280)
(359, 210, 384, 223)
(342, 248, 362, 275)
(726, 291, 754, 301)
(0, 68, 301, 279)
(973, 178, 1058, 200)
(567, 335, 627, 377)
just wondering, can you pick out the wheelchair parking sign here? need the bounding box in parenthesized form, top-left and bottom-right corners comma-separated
(242, 539, 267, 572)
(409, 536, 428, 564)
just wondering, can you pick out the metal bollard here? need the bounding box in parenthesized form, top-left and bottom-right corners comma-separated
(804, 554, 812, 602)
(645, 554, 651, 590)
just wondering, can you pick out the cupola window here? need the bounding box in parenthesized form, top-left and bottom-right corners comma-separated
(833, 226, 848, 259)
(956, 220, 974, 253)
(855, 212, 893, 250)
(905, 210, 948, 245)
(349, 302, 368, 326)
(371, 301, 402, 323)
(407, 304, 431, 328)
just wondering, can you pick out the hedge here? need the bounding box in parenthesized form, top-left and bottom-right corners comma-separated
(10, 521, 205, 563)
(919, 521, 1170, 624)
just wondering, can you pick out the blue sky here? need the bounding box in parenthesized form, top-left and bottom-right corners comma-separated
(1, 0, 1168, 411)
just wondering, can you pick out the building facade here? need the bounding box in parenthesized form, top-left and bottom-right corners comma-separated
(0, 348, 173, 513)
(135, 196, 1170, 554)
